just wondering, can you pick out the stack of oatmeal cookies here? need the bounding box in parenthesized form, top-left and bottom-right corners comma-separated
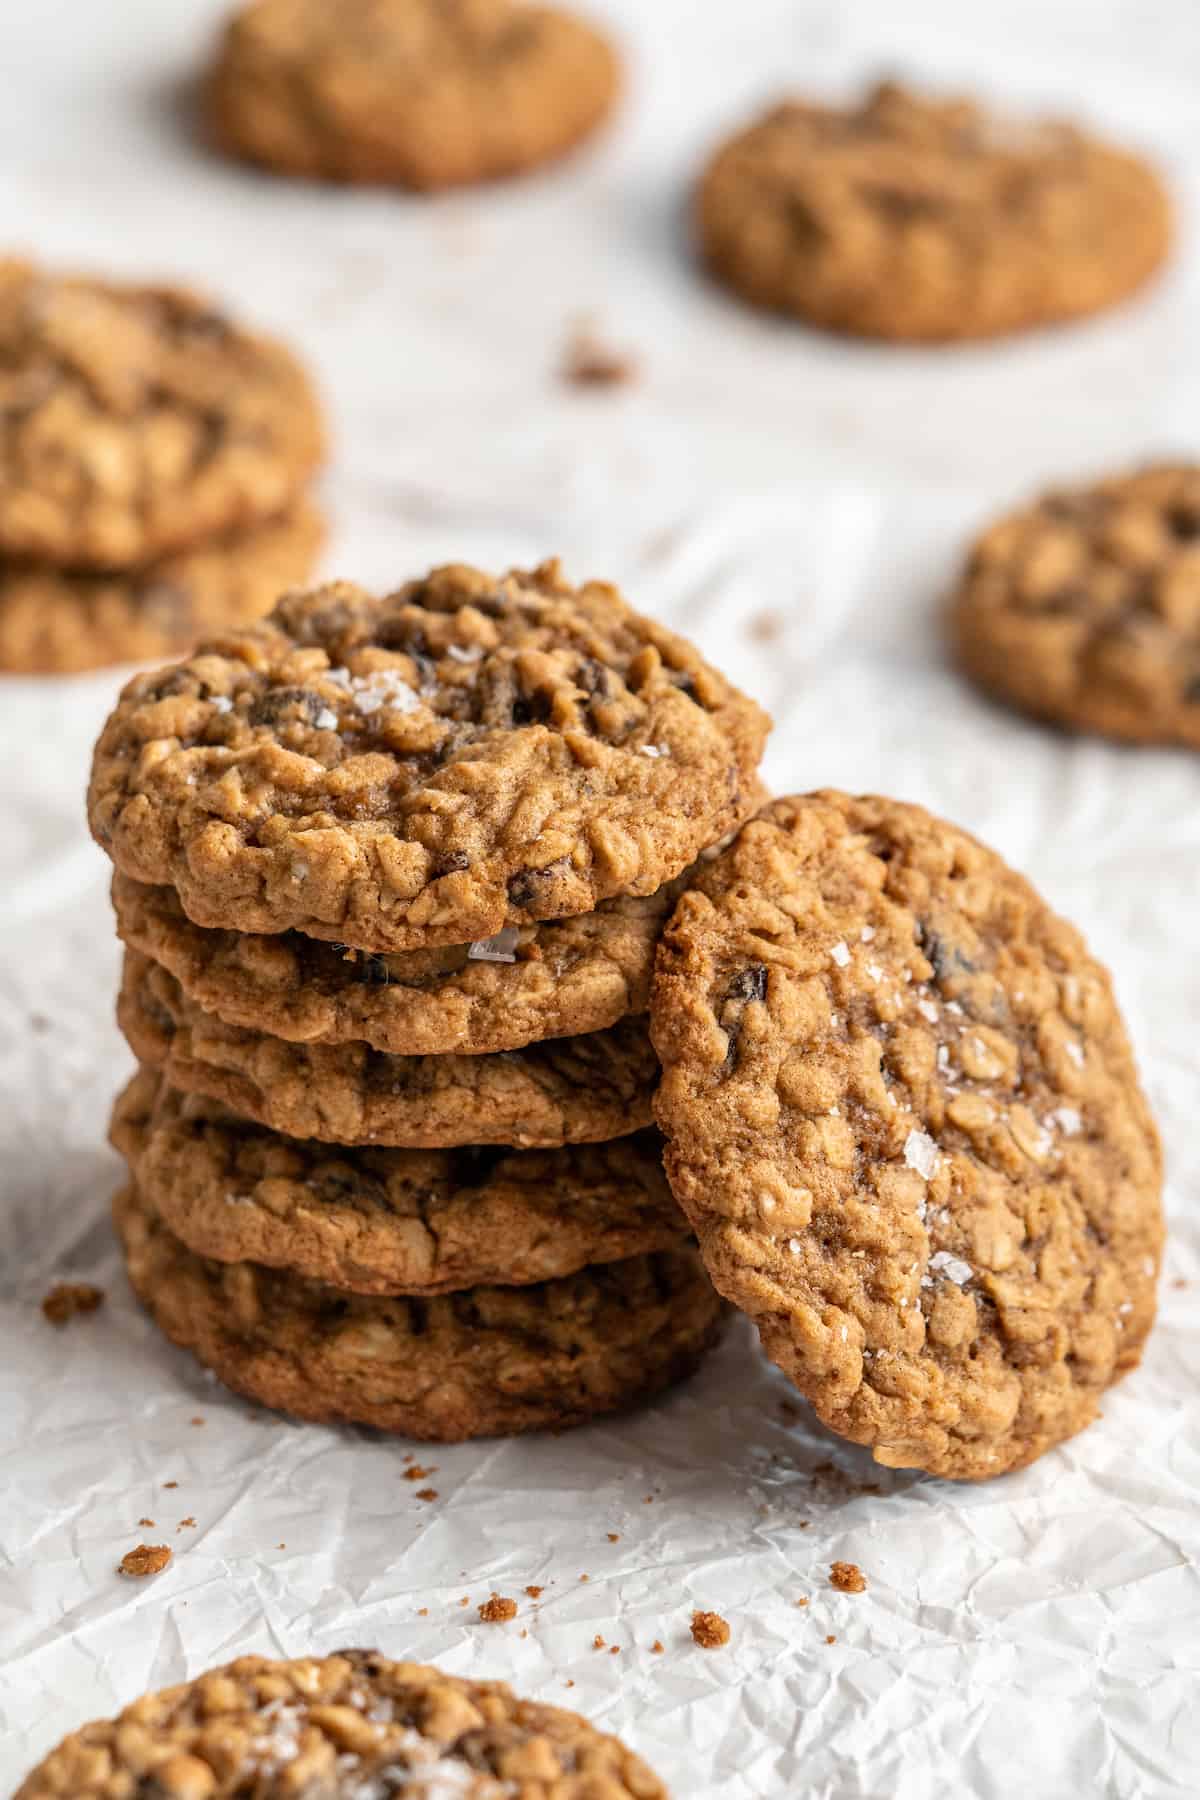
(0, 259, 324, 675)
(88, 560, 770, 1441)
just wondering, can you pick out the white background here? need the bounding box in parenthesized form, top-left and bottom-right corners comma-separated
(1, 3, 1198, 1795)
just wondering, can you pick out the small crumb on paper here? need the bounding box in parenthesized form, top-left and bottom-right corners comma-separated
(690, 1610, 730, 1650)
(177, 1517, 196, 1532)
(825, 1634, 837, 1646)
(415, 1488, 439, 1503)
(41, 1283, 103, 1325)
(119, 1544, 172, 1578)
(651, 1639, 664, 1654)
(561, 323, 638, 388)
(607, 1533, 620, 1543)
(525, 1585, 544, 1599)
(137, 1517, 155, 1528)
(478, 1595, 517, 1624)
(830, 1561, 867, 1594)
(592, 1634, 606, 1651)
(403, 1464, 435, 1482)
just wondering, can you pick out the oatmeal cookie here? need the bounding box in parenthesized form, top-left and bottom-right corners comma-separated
(109, 783, 766, 1055)
(111, 1067, 684, 1294)
(651, 791, 1163, 1480)
(15, 1648, 666, 1798)
(0, 502, 322, 675)
(952, 461, 1200, 747)
(88, 562, 769, 951)
(119, 949, 656, 1147)
(0, 260, 324, 568)
(207, 0, 620, 192)
(115, 1182, 723, 1441)
(696, 81, 1171, 342)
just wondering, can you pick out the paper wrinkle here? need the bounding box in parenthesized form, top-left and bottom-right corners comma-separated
(2, 1, 1200, 1795)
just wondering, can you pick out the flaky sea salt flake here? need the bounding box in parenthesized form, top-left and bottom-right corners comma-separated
(468, 926, 520, 964)
(830, 941, 851, 968)
(903, 1129, 939, 1180)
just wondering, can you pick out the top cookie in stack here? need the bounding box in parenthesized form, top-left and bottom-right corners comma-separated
(89, 561, 769, 1440)
(0, 259, 325, 673)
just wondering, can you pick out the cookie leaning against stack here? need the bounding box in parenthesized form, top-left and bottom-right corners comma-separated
(89, 558, 771, 1439)
(0, 259, 325, 673)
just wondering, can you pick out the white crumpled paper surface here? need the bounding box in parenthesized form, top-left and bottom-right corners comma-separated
(2, 2, 1199, 1794)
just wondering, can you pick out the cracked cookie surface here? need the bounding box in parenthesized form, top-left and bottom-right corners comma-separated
(15, 1648, 667, 1799)
(0, 260, 324, 568)
(952, 461, 1200, 748)
(112, 1067, 684, 1294)
(88, 562, 769, 951)
(651, 791, 1163, 1480)
(208, 0, 620, 191)
(110, 782, 766, 1055)
(697, 81, 1171, 342)
(115, 1181, 723, 1441)
(0, 503, 322, 675)
(120, 948, 657, 1147)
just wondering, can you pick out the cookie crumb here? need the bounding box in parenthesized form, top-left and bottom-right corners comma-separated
(651, 1640, 664, 1654)
(579, 1573, 589, 1583)
(177, 1517, 196, 1531)
(277, 1543, 286, 1550)
(825, 1634, 837, 1645)
(796, 1597, 809, 1608)
(830, 1561, 867, 1594)
(403, 1463, 436, 1481)
(690, 1610, 730, 1650)
(416, 1488, 439, 1502)
(417, 1607, 428, 1617)
(137, 1517, 155, 1528)
(565, 1680, 575, 1689)
(749, 610, 783, 644)
(561, 324, 638, 388)
(478, 1594, 517, 1624)
(607, 1533, 620, 1543)
(41, 1282, 104, 1326)
(592, 1634, 606, 1651)
(525, 1585, 544, 1599)
(643, 1495, 654, 1504)
(118, 1544, 172, 1578)
(163, 1481, 178, 1490)
(458, 1597, 469, 1608)
(610, 1645, 620, 1656)
(189, 1416, 205, 1427)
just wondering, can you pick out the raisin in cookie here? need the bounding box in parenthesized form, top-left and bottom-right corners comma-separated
(88, 562, 769, 951)
(0, 261, 324, 569)
(651, 792, 1163, 1481)
(0, 503, 322, 676)
(952, 462, 1200, 748)
(112, 1067, 684, 1294)
(697, 81, 1171, 342)
(115, 1182, 723, 1441)
(15, 1649, 667, 1799)
(207, 0, 620, 192)
(120, 949, 657, 1147)
(109, 783, 766, 1055)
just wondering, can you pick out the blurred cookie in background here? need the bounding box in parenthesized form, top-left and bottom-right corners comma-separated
(0, 259, 325, 674)
(207, 0, 621, 191)
(952, 462, 1200, 747)
(0, 260, 324, 570)
(696, 80, 1171, 343)
(0, 502, 322, 675)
